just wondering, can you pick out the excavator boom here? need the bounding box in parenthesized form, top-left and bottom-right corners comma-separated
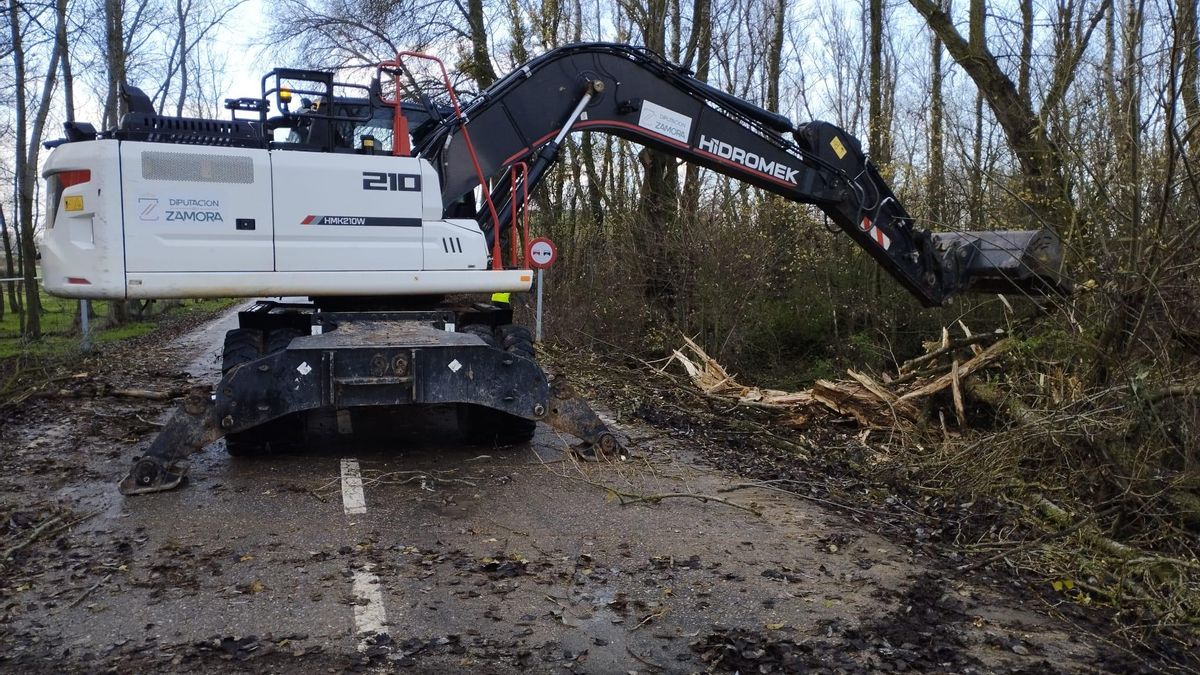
(408, 43, 1065, 307)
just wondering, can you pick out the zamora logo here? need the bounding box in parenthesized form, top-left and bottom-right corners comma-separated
(167, 211, 224, 222)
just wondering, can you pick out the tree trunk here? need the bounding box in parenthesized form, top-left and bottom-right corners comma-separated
(0, 204, 13, 322)
(10, 0, 31, 336)
(681, 0, 711, 216)
(929, 0, 946, 229)
(104, 0, 127, 130)
(766, 0, 787, 112)
(104, 0, 130, 327)
(176, 0, 189, 116)
(507, 0, 529, 64)
(57, 0, 75, 122)
(970, 90, 984, 228)
(1176, 0, 1198, 154)
(1018, 0, 1033, 108)
(1121, 0, 1145, 268)
(465, 0, 498, 88)
(867, 0, 890, 166)
(10, 0, 62, 339)
(628, 0, 678, 308)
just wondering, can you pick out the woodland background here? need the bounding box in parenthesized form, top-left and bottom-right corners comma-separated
(2, 0, 1199, 649)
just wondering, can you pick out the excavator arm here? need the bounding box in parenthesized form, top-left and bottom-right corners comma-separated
(408, 43, 1065, 307)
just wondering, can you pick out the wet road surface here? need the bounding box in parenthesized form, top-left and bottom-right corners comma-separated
(1, 308, 1106, 672)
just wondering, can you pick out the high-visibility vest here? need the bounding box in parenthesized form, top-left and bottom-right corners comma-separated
(491, 292, 511, 305)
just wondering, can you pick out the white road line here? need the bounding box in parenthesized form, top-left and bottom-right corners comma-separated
(341, 458, 367, 515)
(341, 458, 389, 650)
(351, 564, 388, 645)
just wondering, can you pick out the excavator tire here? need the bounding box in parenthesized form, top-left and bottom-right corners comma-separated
(222, 328, 264, 375)
(460, 323, 498, 347)
(222, 327, 304, 456)
(265, 326, 308, 354)
(221, 329, 270, 456)
(456, 323, 537, 446)
(496, 325, 535, 360)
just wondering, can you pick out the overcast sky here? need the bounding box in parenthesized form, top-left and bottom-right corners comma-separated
(211, 0, 270, 101)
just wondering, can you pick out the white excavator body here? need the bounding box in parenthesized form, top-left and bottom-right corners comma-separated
(39, 139, 531, 300)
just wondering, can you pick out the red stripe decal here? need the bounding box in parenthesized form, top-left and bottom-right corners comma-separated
(301, 215, 316, 225)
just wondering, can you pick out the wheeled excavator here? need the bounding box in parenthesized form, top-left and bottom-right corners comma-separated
(38, 43, 1065, 495)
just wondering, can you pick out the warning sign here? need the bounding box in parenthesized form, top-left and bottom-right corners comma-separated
(527, 237, 557, 269)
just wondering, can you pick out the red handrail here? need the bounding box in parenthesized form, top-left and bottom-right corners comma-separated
(382, 52, 506, 269)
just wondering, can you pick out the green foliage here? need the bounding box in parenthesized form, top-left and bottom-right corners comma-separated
(1009, 326, 1092, 366)
(0, 288, 234, 359)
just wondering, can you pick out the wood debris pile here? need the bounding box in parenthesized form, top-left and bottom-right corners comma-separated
(667, 328, 1012, 428)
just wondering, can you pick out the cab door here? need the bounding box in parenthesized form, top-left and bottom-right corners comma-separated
(272, 153, 434, 271)
(121, 142, 274, 272)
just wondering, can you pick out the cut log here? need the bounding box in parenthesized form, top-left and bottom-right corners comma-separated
(811, 380, 891, 428)
(846, 370, 920, 419)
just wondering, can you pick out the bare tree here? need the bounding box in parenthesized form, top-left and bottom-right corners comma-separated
(151, 0, 248, 115)
(9, 0, 63, 339)
(907, 0, 1109, 233)
(268, 0, 500, 90)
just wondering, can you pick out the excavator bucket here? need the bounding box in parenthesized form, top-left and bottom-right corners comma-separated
(931, 229, 1068, 297)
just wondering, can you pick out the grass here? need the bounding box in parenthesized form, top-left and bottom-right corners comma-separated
(0, 283, 233, 359)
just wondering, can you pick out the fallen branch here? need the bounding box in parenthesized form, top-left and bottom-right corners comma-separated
(1033, 495, 1135, 560)
(630, 607, 668, 632)
(950, 357, 966, 427)
(68, 573, 112, 608)
(610, 489, 762, 516)
(35, 387, 184, 401)
(957, 512, 1097, 573)
(896, 339, 1012, 403)
(548, 459, 762, 517)
(1, 511, 96, 562)
(1, 515, 64, 561)
(626, 646, 667, 670)
(811, 380, 892, 427)
(898, 331, 1004, 374)
(1141, 380, 1200, 403)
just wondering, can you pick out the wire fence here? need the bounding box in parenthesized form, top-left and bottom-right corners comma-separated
(0, 277, 94, 352)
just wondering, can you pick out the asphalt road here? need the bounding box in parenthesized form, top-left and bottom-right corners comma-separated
(1, 308, 1109, 673)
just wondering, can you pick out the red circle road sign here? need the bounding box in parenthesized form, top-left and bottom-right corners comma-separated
(527, 237, 557, 269)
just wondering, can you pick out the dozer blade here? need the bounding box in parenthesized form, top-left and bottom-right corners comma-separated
(932, 228, 1069, 297)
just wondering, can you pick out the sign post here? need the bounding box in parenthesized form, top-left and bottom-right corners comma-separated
(526, 237, 557, 342)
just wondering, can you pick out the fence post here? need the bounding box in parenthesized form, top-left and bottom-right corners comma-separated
(80, 301, 92, 352)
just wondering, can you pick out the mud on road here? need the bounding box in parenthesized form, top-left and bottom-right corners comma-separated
(0, 308, 1140, 673)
